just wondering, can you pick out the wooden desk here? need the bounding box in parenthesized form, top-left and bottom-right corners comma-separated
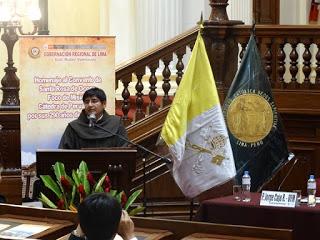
(133, 217, 292, 240)
(0, 204, 292, 240)
(182, 232, 279, 240)
(57, 216, 292, 240)
(196, 193, 318, 240)
(134, 227, 173, 240)
(0, 214, 73, 239)
(0, 203, 77, 240)
(57, 228, 173, 240)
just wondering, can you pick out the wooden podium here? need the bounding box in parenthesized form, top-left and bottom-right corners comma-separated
(36, 148, 137, 194)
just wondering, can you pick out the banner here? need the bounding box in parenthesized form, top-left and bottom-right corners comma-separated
(223, 34, 289, 191)
(160, 30, 236, 198)
(19, 36, 115, 166)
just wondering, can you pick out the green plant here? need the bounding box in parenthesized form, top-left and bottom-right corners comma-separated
(39, 161, 144, 215)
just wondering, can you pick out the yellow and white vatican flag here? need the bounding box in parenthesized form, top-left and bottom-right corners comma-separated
(160, 30, 236, 198)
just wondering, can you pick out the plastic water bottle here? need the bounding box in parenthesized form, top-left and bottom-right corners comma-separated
(242, 171, 251, 202)
(307, 175, 317, 207)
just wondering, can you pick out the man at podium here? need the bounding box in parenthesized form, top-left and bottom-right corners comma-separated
(59, 87, 128, 149)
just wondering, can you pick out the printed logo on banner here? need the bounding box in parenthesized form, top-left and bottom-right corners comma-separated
(28, 47, 41, 58)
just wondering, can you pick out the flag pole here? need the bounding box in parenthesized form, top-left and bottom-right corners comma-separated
(251, 20, 256, 39)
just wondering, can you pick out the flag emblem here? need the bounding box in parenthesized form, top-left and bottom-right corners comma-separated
(186, 132, 228, 168)
(226, 92, 275, 145)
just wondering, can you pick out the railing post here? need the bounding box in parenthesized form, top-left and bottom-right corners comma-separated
(203, 0, 243, 101)
(208, 0, 229, 21)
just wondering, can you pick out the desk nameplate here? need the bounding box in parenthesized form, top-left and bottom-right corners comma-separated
(260, 190, 297, 208)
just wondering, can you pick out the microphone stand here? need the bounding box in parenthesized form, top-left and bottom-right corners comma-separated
(277, 155, 298, 191)
(142, 156, 147, 216)
(91, 122, 172, 216)
(92, 123, 171, 164)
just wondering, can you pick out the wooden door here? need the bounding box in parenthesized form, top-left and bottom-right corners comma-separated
(253, 0, 280, 24)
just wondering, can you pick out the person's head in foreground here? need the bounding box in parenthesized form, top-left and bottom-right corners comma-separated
(82, 87, 107, 119)
(77, 192, 135, 240)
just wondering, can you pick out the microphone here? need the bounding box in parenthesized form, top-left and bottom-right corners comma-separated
(92, 123, 172, 164)
(87, 113, 96, 128)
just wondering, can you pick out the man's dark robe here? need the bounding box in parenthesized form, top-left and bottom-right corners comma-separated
(59, 110, 128, 149)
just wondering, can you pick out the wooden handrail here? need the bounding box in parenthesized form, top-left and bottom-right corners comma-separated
(232, 25, 320, 37)
(127, 105, 170, 143)
(115, 26, 199, 80)
(114, 26, 199, 124)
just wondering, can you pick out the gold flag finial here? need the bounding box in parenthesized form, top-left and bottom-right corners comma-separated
(197, 12, 204, 27)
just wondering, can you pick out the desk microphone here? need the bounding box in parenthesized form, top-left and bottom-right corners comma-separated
(87, 113, 96, 128)
(277, 153, 297, 191)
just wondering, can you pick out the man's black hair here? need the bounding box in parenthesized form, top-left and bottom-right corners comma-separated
(78, 193, 122, 240)
(82, 87, 107, 102)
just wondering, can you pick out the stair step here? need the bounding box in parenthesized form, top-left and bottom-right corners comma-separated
(136, 200, 193, 205)
(142, 201, 199, 207)
(142, 205, 198, 212)
(131, 200, 199, 219)
(136, 210, 196, 217)
(154, 215, 193, 221)
(135, 211, 197, 221)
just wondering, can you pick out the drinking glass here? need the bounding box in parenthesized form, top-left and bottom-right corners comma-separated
(233, 185, 242, 201)
(293, 190, 301, 206)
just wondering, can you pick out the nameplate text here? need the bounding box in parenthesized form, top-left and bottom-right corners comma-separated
(260, 190, 297, 208)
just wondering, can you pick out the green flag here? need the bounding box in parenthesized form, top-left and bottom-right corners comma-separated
(223, 34, 289, 191)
